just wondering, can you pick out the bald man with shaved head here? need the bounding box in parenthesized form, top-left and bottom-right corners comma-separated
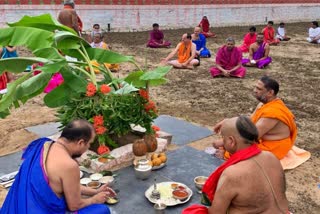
(183, 116, 289, 214)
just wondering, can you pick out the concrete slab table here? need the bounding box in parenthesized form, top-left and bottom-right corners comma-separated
(109, 146, 224, 214)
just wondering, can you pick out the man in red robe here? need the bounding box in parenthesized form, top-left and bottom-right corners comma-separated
(198, 16, 216, 38)
(210, 37, 246, 78)
(182, 116, 289, 214)
(239, 26, 257, 53)
(262, 21, 280, 46)
(58, 0, 83, 35)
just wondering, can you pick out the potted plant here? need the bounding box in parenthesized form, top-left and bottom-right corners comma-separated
(0, 14, 171, 153)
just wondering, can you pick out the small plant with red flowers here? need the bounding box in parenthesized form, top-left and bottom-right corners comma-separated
(0, 14, 171, 152)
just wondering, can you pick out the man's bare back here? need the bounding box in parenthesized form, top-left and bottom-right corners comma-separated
(57, 9, 79, 32)
(213, 151, 288, 214)
(45, 142, 79, 197)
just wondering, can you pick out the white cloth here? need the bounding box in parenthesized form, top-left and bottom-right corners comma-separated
(307, 27, 320, 43)
(276, 27, 285, 39)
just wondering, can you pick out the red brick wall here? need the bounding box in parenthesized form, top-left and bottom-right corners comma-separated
(0, 0, 318, 5)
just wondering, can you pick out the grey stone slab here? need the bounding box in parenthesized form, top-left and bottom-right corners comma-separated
(154, 115, 213, 145)
(109, 147, 224, 214)
(0, 151, 22, 177)
(25, 122, 61, 137)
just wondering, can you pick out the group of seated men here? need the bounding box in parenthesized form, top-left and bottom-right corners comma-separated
(1, 76, 299, 214)
(152, 20, 319, 80)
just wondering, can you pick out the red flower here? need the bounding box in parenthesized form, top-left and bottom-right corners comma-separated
(144, 100, 156, 112)
(93, 115, 104, 127)
(97, 145, 110, 155)
(152, 125, 160, 132)
(100, 84, 111, 94)
(86, 82, 97, 97)
(95, 126, 107, 135)
(139, 89, 149, 100)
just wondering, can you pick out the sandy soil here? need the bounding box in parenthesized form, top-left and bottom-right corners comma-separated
(0, 22, 319, 213)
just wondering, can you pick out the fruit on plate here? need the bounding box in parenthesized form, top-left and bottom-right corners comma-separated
(159, 155, 167, 163)
(151, 153, 167, 164)
(152, 158, 162, 166)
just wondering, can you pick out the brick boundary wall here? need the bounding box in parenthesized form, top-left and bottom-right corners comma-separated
(0, 3, 319, 31)
(0, 0, 319, 5)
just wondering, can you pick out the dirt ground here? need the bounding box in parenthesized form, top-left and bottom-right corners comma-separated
(0, 22, 319, 213)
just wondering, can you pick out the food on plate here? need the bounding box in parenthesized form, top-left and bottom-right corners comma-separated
(159, 155, 167, 163)
(86, 181, 101, 189)
(151, 153, 159, 160)
(159, 152, 166, 157)
(98, 157, 108, 163)
(81, 158, 91, 168)
(152, 158, 162, 166)
(171, 183, 179, 189)
(105, 197, 118, 205)
(172, 189, 189, 200)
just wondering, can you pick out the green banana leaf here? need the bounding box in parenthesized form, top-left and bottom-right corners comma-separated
(7, 14, 76, 34)
(124, 66, 171, 87)
(0, 73, 32, 113)
(0, 27, 53, 50)
(15, 72, 52, 103)
(0, 57, 54, 74)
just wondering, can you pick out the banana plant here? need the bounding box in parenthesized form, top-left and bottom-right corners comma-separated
(0, 14, 172, 118)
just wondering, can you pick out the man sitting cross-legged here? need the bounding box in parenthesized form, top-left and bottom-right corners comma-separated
(212, 76, 312, 164)
(1, 119, 112, 213)
(182, 116, 289, 214)
(239, 26, 257, 53)
(307, 21, 320, 44)
(192, 26, 211, 58)
(209, 37, 246, 78)
(262, 21, 280, 46)
(161, 33, 199, 70)
(90, 33, 119, 72)
(147, 23, 171, 48)
(242, 33, 272, 69)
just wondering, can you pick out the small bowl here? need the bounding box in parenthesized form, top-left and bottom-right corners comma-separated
(105, 197, 119, 205)
(172, 189, 189, 200)
(80, 178, 92, 185)
(194, 176, 208, 190)
(99, 176, 114, 186)
(86, 181, 101, 189)
(90, 173, 103, 181)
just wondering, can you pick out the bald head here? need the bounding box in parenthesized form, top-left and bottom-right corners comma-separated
(221, 116, 258, 145)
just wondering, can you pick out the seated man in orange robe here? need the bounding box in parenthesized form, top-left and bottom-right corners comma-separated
(161, 33, 199, 70)
(239, 26, 257, 53)
(213, 76, 297, 160)
(182, 116, 289, 214)
(262, 21, 280, 46)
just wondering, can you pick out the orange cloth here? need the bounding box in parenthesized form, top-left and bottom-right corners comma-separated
(262, 27, 280, 45)
(280, 145, 311, 170)
(251, 99, 297, 159)
(178, 42, 192, 63)
(225, 99, 297, 160)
